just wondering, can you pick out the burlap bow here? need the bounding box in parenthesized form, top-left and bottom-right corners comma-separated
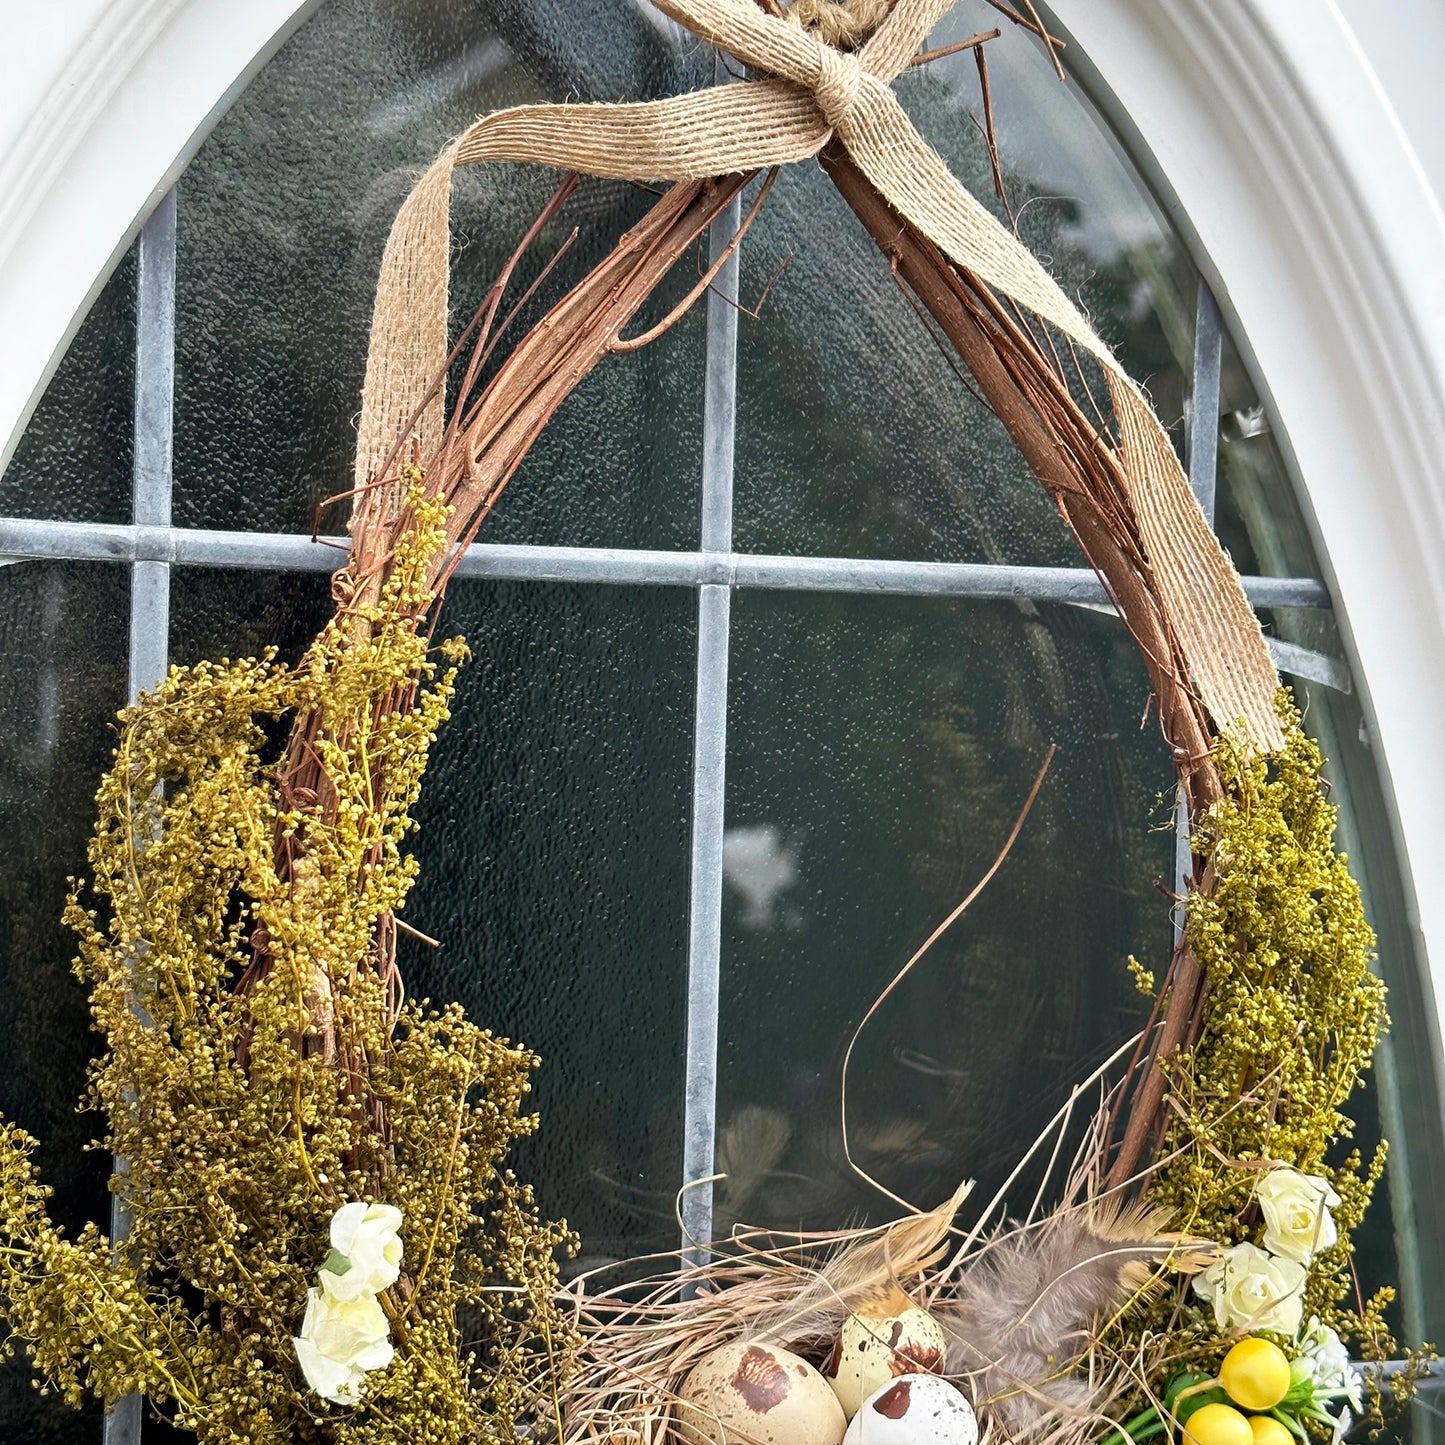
(356, 0, 1282, 751)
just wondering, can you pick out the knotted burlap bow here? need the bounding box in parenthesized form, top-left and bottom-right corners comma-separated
(356, 0, 1281, 751)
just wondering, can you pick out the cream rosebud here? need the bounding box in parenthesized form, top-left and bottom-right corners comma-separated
(1255, 1170, 1340, 1265)
(322, 1202, 404, 1301)
(1193, 1241, 1306, 1335)
(293, 1285, 394, 1404)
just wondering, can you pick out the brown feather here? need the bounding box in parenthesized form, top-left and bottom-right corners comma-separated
(939, 1202, 1213, 1439)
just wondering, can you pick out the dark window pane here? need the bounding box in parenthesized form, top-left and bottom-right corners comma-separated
(0, 562, 129, 1443)
(404, 581, 695, 1264)
(0, 249, 136, 525)
(169, 567, 333, 664)
(718, 591, 1171, 1231)
(172, 0, 709, 547)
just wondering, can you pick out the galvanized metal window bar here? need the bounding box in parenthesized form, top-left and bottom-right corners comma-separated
(104, 186, 176, 1445)
(1, 156, 1362, 1435)
(679, 95, 742, 1262)
(1173, 279, 1225, 939)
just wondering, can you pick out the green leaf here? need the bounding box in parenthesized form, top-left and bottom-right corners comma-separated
(320, 1248, 352, 1277)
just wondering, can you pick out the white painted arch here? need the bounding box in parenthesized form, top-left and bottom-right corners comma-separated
(2, 0, 1443, 1102)
(0, 0, 324, 480)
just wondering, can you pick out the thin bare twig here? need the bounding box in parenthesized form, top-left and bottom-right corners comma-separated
(394, 917, 441, 949)
(456, 226, 581, 430)
(710, 242, 795, 322)
(888, 260, 994, 414)
(612, 168, 779, 352)
(972, 42, 1015, 223)
(840, 745, 1056, 1215)
(983, 0, 1068, 73)
(911, 28, 1001, 66)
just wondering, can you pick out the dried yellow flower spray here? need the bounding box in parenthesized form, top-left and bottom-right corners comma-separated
(1122, 698, 1434, 1419)
(0, 480, 577, 1443)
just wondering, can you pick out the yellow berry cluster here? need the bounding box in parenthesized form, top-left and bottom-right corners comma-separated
(0, 477, 579, 1441)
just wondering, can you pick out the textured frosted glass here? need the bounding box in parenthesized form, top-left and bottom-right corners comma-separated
(0, 248, 136, 525)
(403, 580, 695, 1266)
(0, 563, 129, 1442)
(172, 0, 710, 546)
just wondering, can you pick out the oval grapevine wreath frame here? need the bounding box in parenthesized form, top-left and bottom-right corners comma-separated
(0, 2, 1428, 1443)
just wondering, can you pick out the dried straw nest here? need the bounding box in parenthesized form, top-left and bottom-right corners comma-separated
(555, 1089, 1211, 1445)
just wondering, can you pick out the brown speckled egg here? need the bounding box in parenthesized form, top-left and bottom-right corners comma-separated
(841, 1374, 978, 1445)
(823, 1306, 947, 1419)
(677, 1339, 847, 1445)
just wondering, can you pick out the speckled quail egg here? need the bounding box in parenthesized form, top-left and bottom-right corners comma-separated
(823, 1304, 947, 1419)
(677, 1339, 847, 1445)
(840, 1373, 978, 1445)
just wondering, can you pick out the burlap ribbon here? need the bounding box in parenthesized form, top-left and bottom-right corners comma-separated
(356, 0, 1282, 752)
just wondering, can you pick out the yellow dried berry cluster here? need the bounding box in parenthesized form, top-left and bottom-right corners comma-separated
(0, 481, 578, 1443)
(1137, 695, 1398, 1389)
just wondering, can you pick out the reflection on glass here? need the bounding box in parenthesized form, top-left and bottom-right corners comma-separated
(169, 569, 698, 1265)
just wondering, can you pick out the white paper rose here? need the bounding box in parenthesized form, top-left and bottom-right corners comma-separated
(321, 1201, 404, 1301)
(293, 1284, 394, 1405)
(1256, 1168, 1341, 1264)
(1194, 1241, 1307, 1335)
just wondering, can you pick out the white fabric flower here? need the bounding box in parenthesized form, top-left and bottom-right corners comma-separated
(1256, 1169, 1341, 1264)
(321, 1202, 404, 1301)
(293, 1284, 394, 1405)
(1194, 1241, 1307, 1335)
(1295, 1316, 1364, 1412)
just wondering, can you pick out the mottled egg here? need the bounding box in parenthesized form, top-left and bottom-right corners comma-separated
(841, 1374, 978, 1445)
(823, 1305, 947, 1419)
(677, 1339, 847, 1445)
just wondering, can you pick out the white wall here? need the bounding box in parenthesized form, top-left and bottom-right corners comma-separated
(2, 0, 1444, 1072)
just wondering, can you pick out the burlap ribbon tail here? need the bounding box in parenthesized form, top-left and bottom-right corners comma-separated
(354, 0, 1282, 753)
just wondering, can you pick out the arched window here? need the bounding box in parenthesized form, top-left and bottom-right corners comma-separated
(0, 3, 1440, 1439)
